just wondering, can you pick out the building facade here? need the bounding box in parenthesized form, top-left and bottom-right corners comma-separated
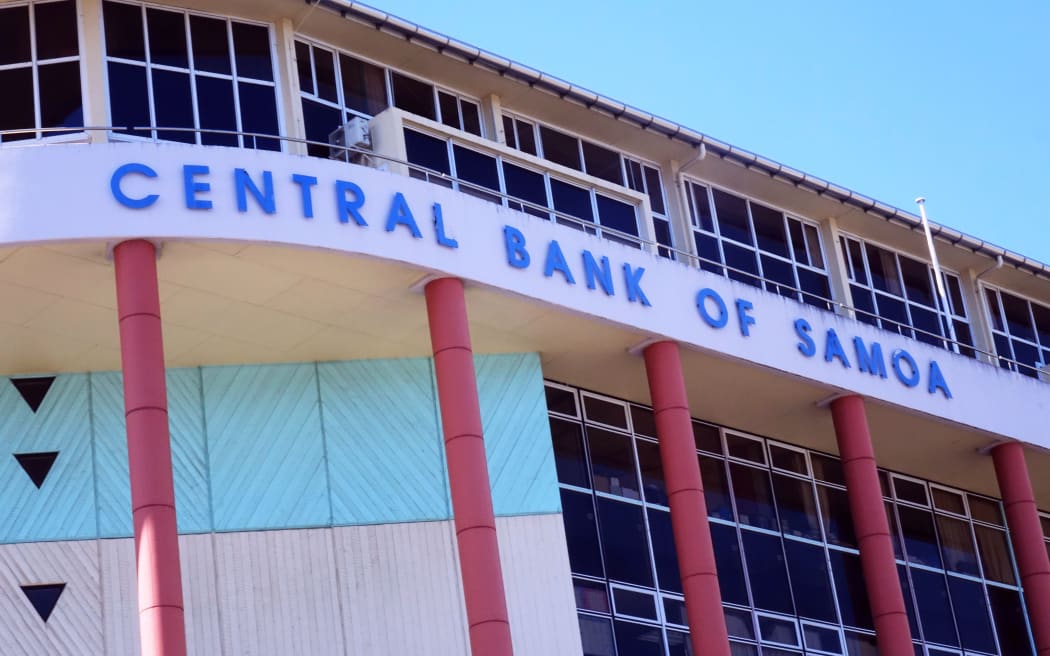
(1, 1, 1049, 655)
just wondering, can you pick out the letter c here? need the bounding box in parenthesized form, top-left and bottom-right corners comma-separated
(110, 163, 159, 209)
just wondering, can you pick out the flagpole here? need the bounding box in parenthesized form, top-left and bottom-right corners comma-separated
(915, 197, 959, 348)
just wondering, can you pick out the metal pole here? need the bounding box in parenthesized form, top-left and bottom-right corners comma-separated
(915, 197, 959, 347)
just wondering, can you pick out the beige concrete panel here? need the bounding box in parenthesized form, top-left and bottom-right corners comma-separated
(213, 529, 346, 656)
(0, 540, 103, 655)
(497, 514, 583, 656)
(157, 242, 304, 305)
(0, 247, 117, 309)
(332, 521, 469, 656)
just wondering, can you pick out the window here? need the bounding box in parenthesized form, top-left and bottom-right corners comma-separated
(403, 128, 645, 247)
(102, 1, 279, 149)
(0, 0, 82, 143)
(839, 235, 974, 357)
(687, 181, 833, 310)
(548, 381, 1033, 656)
(983, 285, 1050, 377)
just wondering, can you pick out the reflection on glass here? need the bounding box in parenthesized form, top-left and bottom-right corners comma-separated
(731, 463, 777, 531)
(587, 427, 639, 499)
(897, 506, 942, 568)
(910, 568, 958, 647)
(596, 498, 653, 587)
(741, 530, 793, 614)
(773, 474, 822, 540)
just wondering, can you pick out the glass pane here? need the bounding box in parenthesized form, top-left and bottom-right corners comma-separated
(935, 515, 979, 576)
(811, 454, 845, 485)
(769, 445, 807, 475)
(561, 489, 603, 577)
(865, 244, 902, 296)
(587, 426, 639, 500)
(106, 62, 148, 137)
(403, 129, 449, 175)
(630, 406, 656, 438)
(898, 506, 943, 568)
(644, 166, 665, 215)
(637, 441, 666, 506)
(751, 202, 789, 257)
(312, 47, 338, 102)
(899, 256, 934, 306)
(894, 477, 929, 505)
(897, 564, 920, 637)
(843, 631, 879, 656)
(784, 540, 838, 622)
(238, 82, 280, 150)
(152, 69, 194, 143)
(712, 189, 751, 244)
(540, 125, 581, 170)
(38, 62, 83, 131)
(551, 179, 594, 227)
(582, 140, 623, 185)
(844, 238, 867, 284)
(550, 417, 588, 487)
(730, 463, 777, 531)
(666, 630, 692, 656)
(574, 578, 610, 612)
(711, 523, 749, 606)
(973, 524, 1015, 584)
(596, 195, 638, 237)
(614, 620, 664, 656)
(762, 255, 797, 298)
(0, 66, 33, 139)
(391, 72, 435, 120)
(1033, 302, 1050, 347)
(1001, 291, 1036, 342)
(612, 587, 657, 621)
(987, 585, 1034, 656)
(231, 22, 273, 81)
(829, 549, 873, 630)
(189, 15, 231, 75)
(695, 233, 724, 275)
(295, 41, 312, 94)
(910, 568, 958, 647)
(758, 615, 799, 646)
(196, 76, 237, 146)
(579, 615, 615, 656)
(802, 623, 842, 654)
(693, 422, 722, 454)
(742, 530, 793, 614)
(516, 119, 537, 155)
(968, 495, 1003, 526)
(931, 488, 966, 515)
(773, 474, 822, 540)
(664, 597, 688, 627)
(339, 54, 387, 116)
(725, 434, 766, 464)
(35, 1, 78, 60)
(545, 386, 577, 416)
(700, 456, 734, 521)
(461, 100, 481, 135)
(301, 99, 340, 157)
(583, 395, 628, 429)
(799, 270, 833, 309)
(147, 8, 188, 68)
(690, 184, 714, 231)
(502, 115, 516, 148)
(946, 576, 996, 654)
(818, 485, 858, 548)
(597, 498, 653, 587)
(103, 1, 144, 61)
(804, 223, 825, 268)
(725, 607, 755, 639)
(503, 163, 549, 218)
(723, 242, 761, 288)
(648, 508, 681, 593)
(453, 144, 500, 193)
(438, 91, 459, 129)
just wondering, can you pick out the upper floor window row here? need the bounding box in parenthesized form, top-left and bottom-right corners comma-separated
(404, 127, 643, 248)
(0, 0, 82, 143)
(984, 286, 1050, 377)
(502, 114, 674, 258)
(295, 39, 482, 158)
(686, 180, 833, 310)
(839, 235, 974, 357)
(102, 0, 281, 149)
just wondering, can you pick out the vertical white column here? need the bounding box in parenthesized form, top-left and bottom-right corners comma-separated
(77, 0, 109, 142)
(818, 215, 855, 316)
(274, 17, 307, 155)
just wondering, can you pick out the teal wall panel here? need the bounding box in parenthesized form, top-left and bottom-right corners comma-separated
(319, 359, 449, 524)
(475, 354, 560, 516)
(203, 363, 329, 531)
(92, 370, 211, 537)
(0, 375, 96, 542)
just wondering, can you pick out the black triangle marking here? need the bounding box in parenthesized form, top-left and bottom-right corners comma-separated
(14, 452, 59, 489)
(20, 583, 65, 622)
(11, 377, 55, 413)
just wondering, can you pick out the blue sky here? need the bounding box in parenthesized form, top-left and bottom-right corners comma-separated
(368, 0, 1050, 263)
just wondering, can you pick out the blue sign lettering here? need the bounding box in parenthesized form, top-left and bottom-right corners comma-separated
(111, 163, 159, 209)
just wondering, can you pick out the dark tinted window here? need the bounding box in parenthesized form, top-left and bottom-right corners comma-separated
(829, 549, 873, 630)
(107, 62, 149, 135)
(232, 23, 273, 81)
(561, 489, 602, 577)
(784, 540, 837, 622)
(910, 568, 958, 647)
(0, 68, 34, 140)
(549, 418, 588, 488)
(582, 141, 623, 184)
(404, 129, 450, 175)
(103, 2, 145, 61)
(596, 498, 653, 587)
(147, 8, 188, 68)
(196, 76, 237, 146)
(741, 530, 793, 614)
(339, 54, 387, 115)
(152, 69, 194, 143)
(38, 62, 82, 130)
(540, 126, 581, 170)
(238, 82, 280, 150)
(711, 523, 748, 606)
(391, 73, 435, 120)
(647, 508, 681, 593)
(189, 15, 231, 74)
(712, 189, 751, 244)
(36, 1, 78, 60)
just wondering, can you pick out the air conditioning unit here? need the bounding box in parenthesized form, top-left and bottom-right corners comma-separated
(329, 116, 371, 161)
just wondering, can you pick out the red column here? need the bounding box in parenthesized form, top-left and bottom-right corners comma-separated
(992, 441, 1050, 655)
(829, 395, 912, 655)
(113, 239, 187, 656)
(642, 341, 730, 656)
(424, 277, 513, 656)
